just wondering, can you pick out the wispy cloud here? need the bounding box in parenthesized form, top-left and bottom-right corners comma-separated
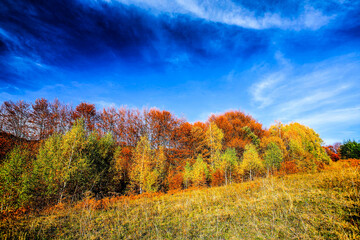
(105, 0, 335, 30)
(95, 100, 117, 109)
(294, 106, 360, 128)
(250, 72, 287, 108)
(250, 54, 360, 143)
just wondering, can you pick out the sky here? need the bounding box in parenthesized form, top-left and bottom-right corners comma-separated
(1, 0, 360, 144)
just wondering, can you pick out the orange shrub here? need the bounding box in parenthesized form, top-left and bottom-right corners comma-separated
(211, 169, 225, 186)
(167, 170, 184, 191)
(277, 160, 299, 175)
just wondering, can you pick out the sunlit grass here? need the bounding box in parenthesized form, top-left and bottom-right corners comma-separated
(1, 161, 359, 239)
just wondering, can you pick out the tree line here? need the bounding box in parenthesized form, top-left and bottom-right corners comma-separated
(0, 98, 352, 213)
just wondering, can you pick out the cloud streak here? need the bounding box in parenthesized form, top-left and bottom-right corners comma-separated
(250, 54, 360, 143)
(108, 0, 335, 30)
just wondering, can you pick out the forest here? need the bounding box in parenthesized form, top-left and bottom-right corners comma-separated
(0, 98, 359, 215)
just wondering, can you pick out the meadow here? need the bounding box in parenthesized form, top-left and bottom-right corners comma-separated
(1, 160, 359, 240)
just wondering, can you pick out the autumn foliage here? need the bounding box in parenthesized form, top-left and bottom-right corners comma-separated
(0, 99, 339, 214)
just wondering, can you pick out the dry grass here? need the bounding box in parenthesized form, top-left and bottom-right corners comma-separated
(1, 161, 359, 239)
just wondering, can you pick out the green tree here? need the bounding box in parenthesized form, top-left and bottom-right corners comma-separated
(34, 120, 93, 204)
(340, 140, 360, 159)
(221, 148, 239, 185)
(183, 161, 192, 188)
(0, 147, 33, 211)
(263, 142, 283, 172)
(242, 126, 260, 147)
(85, 132, 115, 194)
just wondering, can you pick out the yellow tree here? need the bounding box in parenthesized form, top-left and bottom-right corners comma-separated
(153, 146, 167, 190)
(279, 122, 331, 171)
(240, 144, 265, 181)
(129, 136, 153, 194)
(206, 122, 224, 169)
(191, 122, 209, 159)
(191, 155, 209, 187)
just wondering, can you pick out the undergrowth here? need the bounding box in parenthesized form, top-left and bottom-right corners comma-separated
(1, 161, 359, 239)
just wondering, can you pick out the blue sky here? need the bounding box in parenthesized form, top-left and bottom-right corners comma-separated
(1, 0, 360, 144)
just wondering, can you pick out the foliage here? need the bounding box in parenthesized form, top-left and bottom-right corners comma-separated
(129, 136, 166, 193)
(183, 162, 192, 188)
(263, 142, 283, 171)
(242, 126, 260, 147)
(190, 155, 209, 187)
(0, 147, 33, 211)
(0, 98, 348, 213)
(206, 122, 224, 169)
(33, 119, 115, 205)
(277, 122, 331, 171)
(111, 146, 132, 192)
(340, 140, 360, 159)
(323, 145, 340, 161)
(209, 111, 265, 155)
(3, 163, 359, 240)
(220, 148, 239, 185)
(240, 144, 265, 180)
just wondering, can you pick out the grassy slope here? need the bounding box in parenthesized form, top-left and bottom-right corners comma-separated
(1, 163, 359, 239)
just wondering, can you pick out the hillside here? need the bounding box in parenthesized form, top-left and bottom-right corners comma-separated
(2, 161, 359, 239)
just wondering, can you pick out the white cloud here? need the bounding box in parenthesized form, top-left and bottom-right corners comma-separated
(95, 100, 117, 109)
(249, 54, 360, 144)
(277, 85, 350, 114)
(95, 0, 334, 30)
(251, 72, 286, 108)
(294, 107, 360, 128)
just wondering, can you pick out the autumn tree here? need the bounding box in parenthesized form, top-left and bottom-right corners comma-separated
(129, 136, 159, 193)
(323, 144, 340, 161)
(120, 108, 144, 147)
(72, 102, 97, 131)
(190, 155, 209, 187)
(209, 111, 265, 156)
(0, 147, 33, 211)
(191, 122, 209, 160)
(240, 144, 265, 181)
(263, 142, 283, 173)
(183, 161, 192, 188)
(154, 146, 168, 190)
(111, 146, 133, 192)
(97, 107, 118, 137)
(29, 98, 52, 140)
(206, 122, 224, 169)
(220, 148, 239, 185)
(144, 108, 182, 149)
(34, 120, 94, 204)
(1, 100, 30, 139)
(50, 99, 72, 134)
(279, 122, 331, 171)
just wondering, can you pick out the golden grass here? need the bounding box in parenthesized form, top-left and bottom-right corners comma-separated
(1, 162, 359, 239)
